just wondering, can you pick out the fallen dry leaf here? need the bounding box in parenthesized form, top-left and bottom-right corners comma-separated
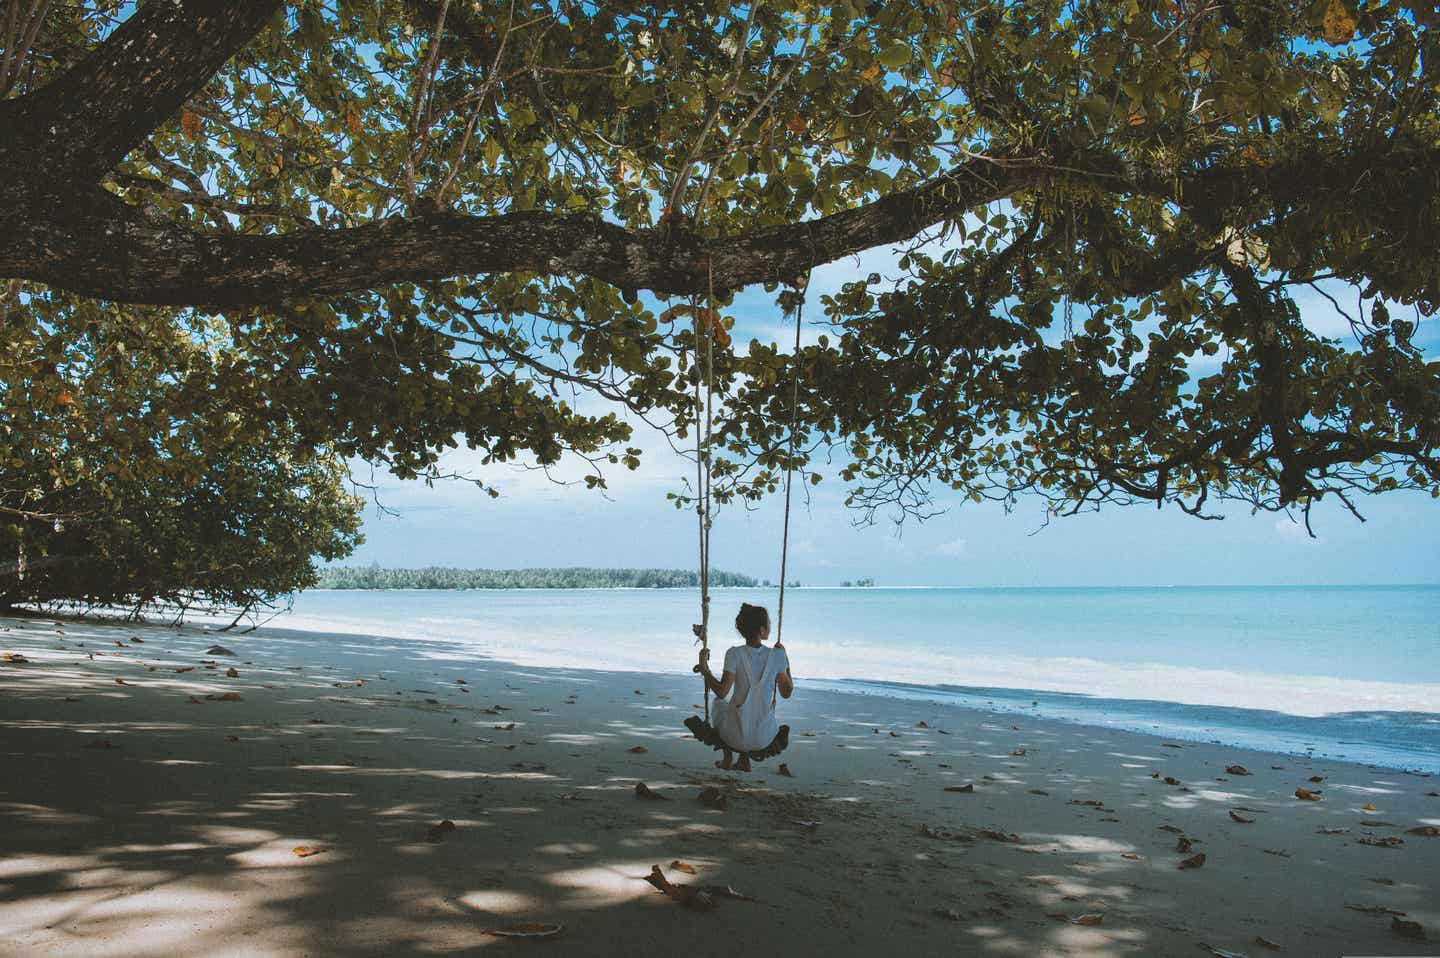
(426, 820, 457, 842)
(147, 666, 156, 672)
(1230, 811, 1255, 824)
(175, 666, 194, 673)
(292, 846, 326, 858)
(1163, 776, 1181, 786)
(1309, 775, 1325, 783)
(1295, 788, 1322, 801)
(1406, 826, 1440, 837)
(1391, 916, 1426, 940)
(1317, 826, 1349, 835)
(1225, 765, 1251, 776)
(1162, 742, 1184, 748)
(1011, 747, 1027, 756)
(1176, 836, 1195, 853)
(2, 652, 30, 663)
(226, 667, 239, 678)
(1178, 852, 1207, 870)
(915, 720, 929, 728)
(207, 692, 243, 702)
(1346, 903, 1407, 916)
(482, 922, 564, 940)
(1070, 799, 1104, 807)
(944, 784, 975, 793)
(1158, 824, 1186, 834)
(1120, 853, 1143, 861)
(1362, 803, 1378, 811)
(643, 865, 715, 910)
(775, 763, 794, 777)
(635, 782, 667, 801)
(130, 637, 143, 643)
(1358, 836, 1404, 848)
(697, 786, 728, 810)
(114, 678, 132, 686)
(670, 860, 697, 874)
(1254, 935, 1282, 951)
(980, 829, 1020, 843)
(628, 745, 648, 754)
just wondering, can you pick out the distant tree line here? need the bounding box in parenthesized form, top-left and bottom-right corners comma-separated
(840, 578, 877, 588)
(317, 566, 758, 590)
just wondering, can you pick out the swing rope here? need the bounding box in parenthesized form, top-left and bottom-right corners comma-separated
(775, 274, 808, 647)
(692, 264, 807, 722)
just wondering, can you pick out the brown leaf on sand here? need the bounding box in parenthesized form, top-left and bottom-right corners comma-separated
(82, 738, 117, 749)
(1406, 826, 1440, 837)
(635, 782, 667, 801)
(1309, 775, 1325, 783)
(980, 829, 1020, 843)
(698, 786, 728, 810)
(225, 735, 239, 743)
(628, 746, 648, 754)
(206, 692, 243, 702)
(1229, 811, 1255, 824)
(1178, 853, 1207, 870)
(114, 678, 132, 686)
(1158, 824, 1186, 834)
(1391, 916, 1426, 940)
(944, 784, 975, 793)
(226, 667, 239, 678)
(147, 666, 156, 672)
(292, 846, 326, 858)
(483, 922, 564, 940)
(1163, 776, 1182, 786)
(1254, 936, 1282, 951)
(130, 636, 143, 643)
(1295, 788, 1322, 801)
(187, 695, 203, 704)
(1225, 765, 1251, 776)
(114, 640, 125, 647)
(1070, 799, 1104, 807)
(1176, 836, 1195, 853)
(1120, 853, 1143, 860)
(1358, 836, 1404, 848)
(777, 763, 794, 777)
(1202, 947, 1249, 958)
(2, 652, 30, 663)
(1317, 826, 1349, 835)
(175, 666, 195, 673)
(1161, 742, 1184, 748)
(643, 865, 715, 910)
(426, 820, 457, 842)
(1361, 803, 1378, 811)
(1346, 903, 1407, 916)
(916, 721, 929, 728)
(670, 861, 697, 874)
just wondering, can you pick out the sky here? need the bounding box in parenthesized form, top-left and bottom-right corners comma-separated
(338, 239, 1440, 588)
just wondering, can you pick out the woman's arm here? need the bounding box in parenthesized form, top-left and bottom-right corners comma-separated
(775, 642, 794, 698)
(697, 650, 734, 699)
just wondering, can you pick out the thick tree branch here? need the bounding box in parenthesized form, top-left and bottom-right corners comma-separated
(0, 0, 281, 184)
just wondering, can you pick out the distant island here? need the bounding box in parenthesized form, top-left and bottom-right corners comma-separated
(316, 566, 760, 590)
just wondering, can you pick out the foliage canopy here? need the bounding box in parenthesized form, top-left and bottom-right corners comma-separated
(1, 0, 1437, 535)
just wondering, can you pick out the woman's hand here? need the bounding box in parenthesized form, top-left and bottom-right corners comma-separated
(696, 647, 712, 676)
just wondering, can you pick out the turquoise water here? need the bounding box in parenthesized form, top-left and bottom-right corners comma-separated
(280, 585, 1440, 772)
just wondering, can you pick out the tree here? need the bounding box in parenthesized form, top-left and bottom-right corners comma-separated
(1, 0, 1436, 529)
(0, 297, 363, 618)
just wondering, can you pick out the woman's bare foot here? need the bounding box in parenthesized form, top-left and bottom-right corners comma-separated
(735, 755, 753, 773)
(716, 749, 734, 771)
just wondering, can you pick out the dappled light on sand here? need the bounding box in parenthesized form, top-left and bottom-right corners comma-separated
(2, 613, 1438, 955)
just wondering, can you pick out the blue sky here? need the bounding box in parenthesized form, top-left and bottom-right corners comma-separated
(341, 240, 1440, 587)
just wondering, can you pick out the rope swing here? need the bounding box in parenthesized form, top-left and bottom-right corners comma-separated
(690, 263, 809, 719)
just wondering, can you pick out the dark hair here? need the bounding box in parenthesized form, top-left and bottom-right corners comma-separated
(735, 603, 770, 643)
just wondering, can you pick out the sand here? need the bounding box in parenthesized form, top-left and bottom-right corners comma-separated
(1, 610, 1437, 957)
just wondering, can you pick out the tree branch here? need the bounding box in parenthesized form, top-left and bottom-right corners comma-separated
(1, 0, 282, 184)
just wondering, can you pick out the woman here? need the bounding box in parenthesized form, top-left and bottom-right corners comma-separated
(684, 602, 794, 772)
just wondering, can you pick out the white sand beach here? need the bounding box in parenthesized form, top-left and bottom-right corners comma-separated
(1, 611, 1437, 957)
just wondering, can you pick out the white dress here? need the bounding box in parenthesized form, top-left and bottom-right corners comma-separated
(711, 644, 789, 753)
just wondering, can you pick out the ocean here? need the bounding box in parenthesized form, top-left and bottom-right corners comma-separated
(279, 585, 1440, 773)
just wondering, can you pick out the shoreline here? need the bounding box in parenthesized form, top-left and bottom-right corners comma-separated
(3, 611, 1438, 956)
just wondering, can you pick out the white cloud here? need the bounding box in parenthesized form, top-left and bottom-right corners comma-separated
(934, 537, 969, 557)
